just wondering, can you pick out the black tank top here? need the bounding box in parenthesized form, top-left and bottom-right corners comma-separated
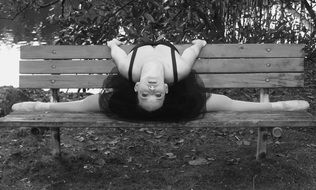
(128, 40, 179, 84)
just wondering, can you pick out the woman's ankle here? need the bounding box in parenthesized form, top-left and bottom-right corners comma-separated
(271, 100, 310, 111)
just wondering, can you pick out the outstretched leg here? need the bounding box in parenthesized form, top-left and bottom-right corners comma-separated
(12, 94, 101, 112)
(206, 94, 310, 112)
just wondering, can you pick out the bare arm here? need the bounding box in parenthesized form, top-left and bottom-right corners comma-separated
(107, 39, 129, 75)
(179, 39, 207, 73)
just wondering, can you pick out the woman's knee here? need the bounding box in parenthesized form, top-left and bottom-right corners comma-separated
(206, 94, 234, 111)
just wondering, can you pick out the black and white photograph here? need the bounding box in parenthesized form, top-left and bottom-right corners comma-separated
(0, 0, 316, 189)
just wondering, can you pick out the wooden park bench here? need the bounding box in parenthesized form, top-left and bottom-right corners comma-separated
(0, 44, 315, 160)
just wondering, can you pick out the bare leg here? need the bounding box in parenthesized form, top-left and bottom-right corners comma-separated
(180, 39, 207, 68)
(12, 94, 101, 112)
(206, 94, 310, 112)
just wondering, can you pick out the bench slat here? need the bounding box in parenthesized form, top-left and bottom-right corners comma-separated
(19, 73, 303, 88)
(20, 58, 304, 74)
(20, 60, 116, 74)
(0, 111, 315, 128)
(20, 44, 305, 59)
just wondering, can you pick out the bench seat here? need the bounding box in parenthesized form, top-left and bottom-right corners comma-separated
(1, 111, 315, 128)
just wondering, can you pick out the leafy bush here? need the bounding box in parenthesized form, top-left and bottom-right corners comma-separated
(0, 0, 315, 58)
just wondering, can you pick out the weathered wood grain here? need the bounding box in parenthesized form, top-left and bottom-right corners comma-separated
(19, 73, 304, 88)
(20, 44, 305, 59)
(20, 58, 304, 74)
(20, 60, 116, 74)
(0, 111, 315, 128)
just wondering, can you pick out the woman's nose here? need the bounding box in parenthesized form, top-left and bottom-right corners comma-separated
(148, 86, 155, 91)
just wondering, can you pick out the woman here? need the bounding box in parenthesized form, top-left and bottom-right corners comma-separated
(12, 40, 310, 121)
(107, 38, 207, 112)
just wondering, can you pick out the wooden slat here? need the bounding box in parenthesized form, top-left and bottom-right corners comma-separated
(20, 60, 116, 74)
(194, 58, 303, 73)
(20, 75, 107, 88)
(200, 73, 304, 88)
(20, 44, 305, 59)
(21, 45, 113, 59)
(0, 111, 315, 128)
(20, 58, 304, 74)
(193, 44, 305, 58)
(19, 73, 304, 88)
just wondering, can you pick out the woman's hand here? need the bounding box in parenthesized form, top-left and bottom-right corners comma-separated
(192, 39, 207, 47)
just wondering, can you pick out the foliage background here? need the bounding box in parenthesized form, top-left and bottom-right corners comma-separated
(0, 1, 315, 53)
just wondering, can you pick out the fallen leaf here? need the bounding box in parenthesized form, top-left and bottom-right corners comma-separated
(307, 143, 316, 148)
(276, 153, 286, 157)
(207, 157, 216, 161)
(75, 136, 85, 142)
(89, 147, 98, 151)
(243, 140, 251, 146)
(226, 158, 240, 165)
(188, 158, 209, 166)
(108, 139, 119, 145)
(61, 143, 72, 148)
(145, 130, 154, 134)
(165, 153, 176, 159)
(139, 128, 153, 134)
(155, 135, 163, 139)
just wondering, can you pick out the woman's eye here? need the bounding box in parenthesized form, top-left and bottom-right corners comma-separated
(141, 93, 148, 97)
(156, 93, 162, 97)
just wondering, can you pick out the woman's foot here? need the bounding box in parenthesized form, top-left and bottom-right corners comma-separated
(271, 100, 310, 111)
(12, 102, 50, 112)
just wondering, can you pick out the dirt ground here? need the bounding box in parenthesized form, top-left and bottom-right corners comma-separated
(0, 121, 316, 190)
(0, 60, 315, 190)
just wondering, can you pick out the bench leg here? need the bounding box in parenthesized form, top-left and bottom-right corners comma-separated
(256, 127, 268, 160)
(51, 127, 61, 158)
(50, 88, 61, 158)
(256, 89, 270, 160)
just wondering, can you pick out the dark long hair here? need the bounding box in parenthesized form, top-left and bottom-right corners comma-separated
(99, 69, 207, 121)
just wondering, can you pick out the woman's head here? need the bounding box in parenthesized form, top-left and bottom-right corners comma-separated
(134, 78, 168, 112)
(101, 69, 206, 121)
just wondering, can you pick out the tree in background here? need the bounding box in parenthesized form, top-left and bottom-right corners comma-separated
(0, 0, 315, 59)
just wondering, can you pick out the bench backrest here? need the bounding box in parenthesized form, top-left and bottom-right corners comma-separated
(19, 44, 305, 89)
